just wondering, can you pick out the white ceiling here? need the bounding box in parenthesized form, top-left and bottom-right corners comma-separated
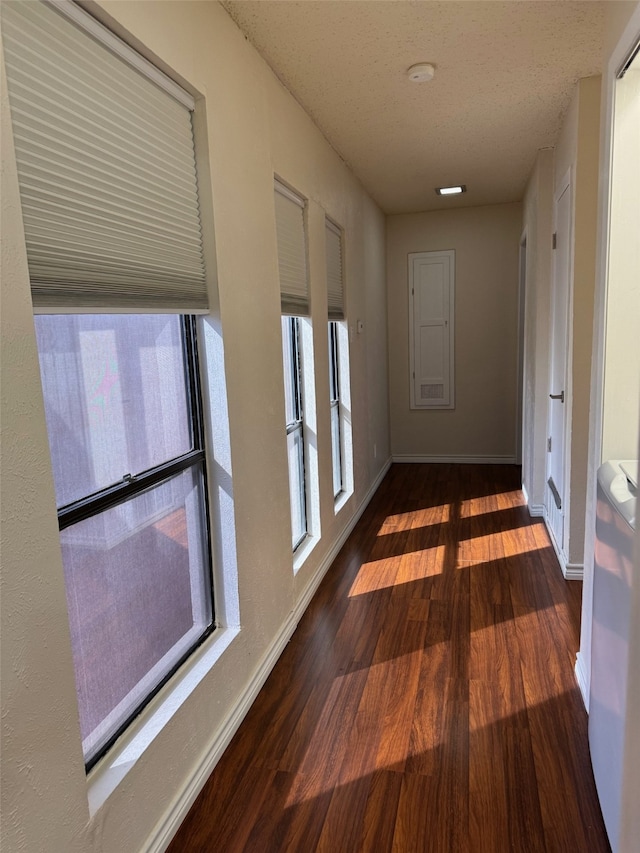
(222, 0, 610, 213)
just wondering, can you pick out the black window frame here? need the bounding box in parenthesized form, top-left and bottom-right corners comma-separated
(328, 320, 343, 499)
(283, 315, 308, 551)
(49, 314, 215, 772)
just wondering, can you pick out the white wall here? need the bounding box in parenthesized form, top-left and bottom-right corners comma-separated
(386, 203, 522, 462)
(569, 76, 602, 568)
(583, 7, 640, 849)
(555, 75, 602, 571)
(602, 67, 640, 462)
(578, 0, 640, 715)
(521, 75, 601, 574)
(0, 3, 390, 851)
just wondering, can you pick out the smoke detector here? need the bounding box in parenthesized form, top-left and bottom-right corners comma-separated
(407, 63, 435, 83)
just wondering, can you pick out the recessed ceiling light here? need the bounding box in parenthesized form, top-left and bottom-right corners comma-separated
(407, 63, 435, 83)
(435, 185, 466, 196)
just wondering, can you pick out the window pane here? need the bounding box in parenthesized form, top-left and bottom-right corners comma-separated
(331, 403, 342, 498)
(281, 316, 297, 425)
(60, 466, 211, 764)
(329, 322, 342, 497)
(287, 426, 306, 548)
(328, 322, 339, 402)
(34, 314, 191, 507)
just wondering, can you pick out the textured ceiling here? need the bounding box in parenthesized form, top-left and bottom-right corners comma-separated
(222, 0, 609, 213)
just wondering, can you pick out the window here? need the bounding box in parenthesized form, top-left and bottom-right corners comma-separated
(328, 321, 343, 498)
(325, 217, 352, 505)
(282, 316, 307, 550)
(1, 0, 207, 312)
(34, 314, 213, 769)
(3, 0, 218, 772)
(274, 179, 316, 553)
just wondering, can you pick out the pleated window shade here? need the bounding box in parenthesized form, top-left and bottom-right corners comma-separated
(274, 180, 309, 316)
(325, 218, 344, 320)
(1, 0, 208, 312)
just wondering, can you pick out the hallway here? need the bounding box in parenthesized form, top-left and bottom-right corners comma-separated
(168, 464, 609, 852)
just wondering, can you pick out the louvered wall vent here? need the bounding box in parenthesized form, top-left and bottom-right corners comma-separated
(421, 384, 444, 400)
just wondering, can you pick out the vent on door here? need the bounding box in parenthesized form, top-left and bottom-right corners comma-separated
(421, 383, 444, 400)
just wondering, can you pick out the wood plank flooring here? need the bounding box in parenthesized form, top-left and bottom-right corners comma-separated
(167, 464, 610, 852)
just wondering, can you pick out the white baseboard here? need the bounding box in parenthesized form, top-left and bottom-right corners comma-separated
(521, 484, 544, 517)
(391, 454, 517, 465)
(527, 503, 545, 517)
(564, 562, 584, 581)
(543, 509, 566, 573)
(575, 652, 590, 712)
(542, 512, 584, 580)
(145, 457, 392, 853)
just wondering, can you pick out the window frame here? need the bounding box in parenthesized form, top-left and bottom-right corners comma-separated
(328, 320, 343, 499)
(56, 316, 210, 530)
(282, 315, 308, 551)
(42, 313, 215, 772)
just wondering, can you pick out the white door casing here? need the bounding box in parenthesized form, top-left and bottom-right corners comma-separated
(408, 250, 455, 410)
(546, 172, 572, 556)
(517, 235, 527, 466)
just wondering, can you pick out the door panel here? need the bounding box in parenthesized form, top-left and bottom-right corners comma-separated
(409, 250, 455, 409)
(546, 179, 571, 551)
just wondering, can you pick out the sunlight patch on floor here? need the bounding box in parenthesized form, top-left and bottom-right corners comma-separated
(459, 490, 524, 518)
(377, 503, 450, 536)
(457, 527, 542, 566)
(348, 546, 446, 596)
(284, 649, 437, 804)
(284, 632, 573, 806)
(469, 606, 562, 729)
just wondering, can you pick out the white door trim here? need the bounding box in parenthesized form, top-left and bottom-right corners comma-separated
(408, 250, 455, 410)
(545, 167, 574, 563)
(516, 231, 527, 466)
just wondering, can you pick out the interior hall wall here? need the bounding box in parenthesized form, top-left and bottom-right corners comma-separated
(0, 2, 390, 851)
(386, 203, 522, 462)
(601, 66, 640, 462)
(552, 76, 602, 570)
(579, 1, 640, 710)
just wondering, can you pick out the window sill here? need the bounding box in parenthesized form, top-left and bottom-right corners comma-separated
(334, 489, 352, 516)
(87, 624, 240, 816)
(292, 533, 319, 574)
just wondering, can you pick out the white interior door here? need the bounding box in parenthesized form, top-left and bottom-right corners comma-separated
(546, 177, 572, 553)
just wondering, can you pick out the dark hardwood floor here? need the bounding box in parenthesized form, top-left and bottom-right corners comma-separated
(167, 464, 610, 852)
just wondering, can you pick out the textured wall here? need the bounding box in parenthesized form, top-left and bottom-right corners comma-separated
(386, 203, 522, 461)
(569, 76, 602, 566)
(1, 55, 91, 852)
(602, 67, 640, 462)
(0, 3, 390, 851)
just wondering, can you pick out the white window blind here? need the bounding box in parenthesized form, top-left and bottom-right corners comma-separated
(274, 180, 309, 316)
(325, 218, 344, 320)
(1, 0, 208, 312)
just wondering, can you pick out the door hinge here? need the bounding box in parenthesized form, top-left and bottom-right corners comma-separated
(547, 436, 552, 452)
(552, 232, 557, 250)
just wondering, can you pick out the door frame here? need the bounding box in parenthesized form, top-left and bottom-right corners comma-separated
(408, 250, 455, 410)
(545, 167, 574, 566)
(516, 233, 527, 466)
